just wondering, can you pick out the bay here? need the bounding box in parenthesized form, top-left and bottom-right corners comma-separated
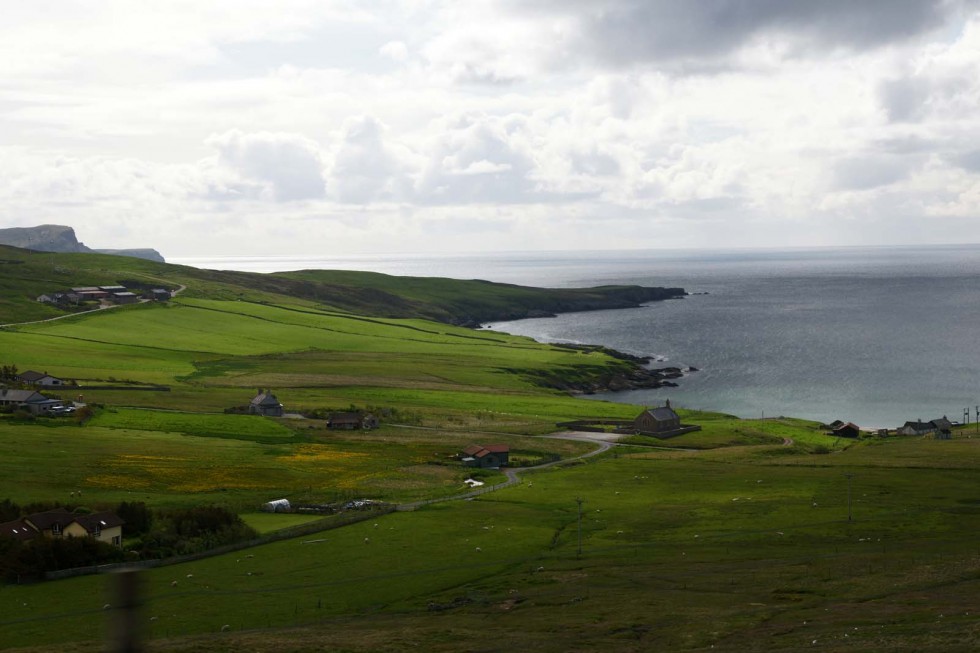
(172, 245, 980, 429)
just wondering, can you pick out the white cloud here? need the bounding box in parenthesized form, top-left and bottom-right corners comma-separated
(2, 2, 980, 256)
(206, 130, 327, 201)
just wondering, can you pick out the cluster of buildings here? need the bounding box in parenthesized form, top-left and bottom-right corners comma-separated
(0, 508, 124, 547)
(0, 369, 73, 415)
(37, 285, 171, 308)
(247, 390, 380, 429)
(827, 416, 955, 439)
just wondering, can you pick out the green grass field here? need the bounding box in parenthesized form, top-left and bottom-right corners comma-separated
(1, 249, 978, 651)
(2, 435, 978, 651)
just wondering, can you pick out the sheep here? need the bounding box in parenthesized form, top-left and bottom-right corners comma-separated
(170, 580, 178, 587)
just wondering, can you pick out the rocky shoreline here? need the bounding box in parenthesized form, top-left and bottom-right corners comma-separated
(504, 343, 697, 395)
(553, 344, 697, 394)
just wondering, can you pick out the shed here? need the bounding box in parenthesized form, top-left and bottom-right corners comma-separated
(112, 292, 139, 305)
(327, 412, 363, 429)
(832, 422, 861, 438)
(459, 444, 510, 468)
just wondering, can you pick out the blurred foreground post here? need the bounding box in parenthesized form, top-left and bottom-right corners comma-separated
(109, 569, 143, 653)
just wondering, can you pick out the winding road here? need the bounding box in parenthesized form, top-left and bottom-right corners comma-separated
(396, 432, 615, 511)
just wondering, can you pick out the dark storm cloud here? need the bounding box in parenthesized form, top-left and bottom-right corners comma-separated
(515, 0, 975, 66)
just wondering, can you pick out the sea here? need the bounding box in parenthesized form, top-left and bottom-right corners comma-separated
(171, 245, 980, 429)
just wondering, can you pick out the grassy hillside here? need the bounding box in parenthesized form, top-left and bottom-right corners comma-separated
(1, 245, 976, 652)
(0, 245, 683, 327)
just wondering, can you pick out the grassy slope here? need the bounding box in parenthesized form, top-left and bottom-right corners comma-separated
(1, 437, 978, 651)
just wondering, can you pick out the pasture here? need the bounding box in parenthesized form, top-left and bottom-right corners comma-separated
(1, 435, 978, 651)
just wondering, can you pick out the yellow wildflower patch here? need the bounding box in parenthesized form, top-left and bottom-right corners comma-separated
(85, 474, 152, 490)
(278, 445, 370, 463)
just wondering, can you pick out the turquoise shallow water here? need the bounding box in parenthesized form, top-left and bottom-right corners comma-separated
(174, 245, 980, 428)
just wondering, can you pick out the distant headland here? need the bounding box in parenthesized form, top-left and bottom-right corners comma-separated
(0, 224, 165, 262)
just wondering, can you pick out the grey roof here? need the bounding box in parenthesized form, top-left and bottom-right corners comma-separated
(645, 406, 679, 422)
(251, 393, 282, 407)
(0, 389, 47, 403)
(18, 370, 49, 382)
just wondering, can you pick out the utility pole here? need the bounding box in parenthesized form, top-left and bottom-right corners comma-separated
(975, 405, 978, 435)
(576, 497, 584, 556)
(844, 473, 854, 522)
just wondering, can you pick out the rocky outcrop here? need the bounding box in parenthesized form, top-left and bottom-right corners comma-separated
(0, 225, 164, 262)
(509, 345, 698, 394)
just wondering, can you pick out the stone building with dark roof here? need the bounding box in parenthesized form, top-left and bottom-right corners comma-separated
(249, 390, 284, 417)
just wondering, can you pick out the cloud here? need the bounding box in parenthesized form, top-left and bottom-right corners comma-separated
(416, 0, 978, 81)
(833, 155, 918, 191)
(329, 116, 410, 204)
(414, 114, 542, 203)
(206, 129, 327, 201)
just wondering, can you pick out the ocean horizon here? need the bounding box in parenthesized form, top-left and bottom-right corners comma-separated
(171, 244, 980, 429)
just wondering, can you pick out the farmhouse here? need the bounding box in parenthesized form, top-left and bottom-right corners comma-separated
(0, 388, 63, 414)
(897, 417, 953, 437)
(459, 444, 510, 468)
(249, 390, 284, 417)
(8, 508, 125, 547)
(17, 370, 66, 387)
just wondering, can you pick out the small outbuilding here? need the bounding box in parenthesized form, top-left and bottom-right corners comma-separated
(832, 422, 861, 438)
(327, 412, 379, 430)
(112, 292, 139, 305)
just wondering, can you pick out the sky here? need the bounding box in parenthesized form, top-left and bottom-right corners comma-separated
(2, 0, 980, 259)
